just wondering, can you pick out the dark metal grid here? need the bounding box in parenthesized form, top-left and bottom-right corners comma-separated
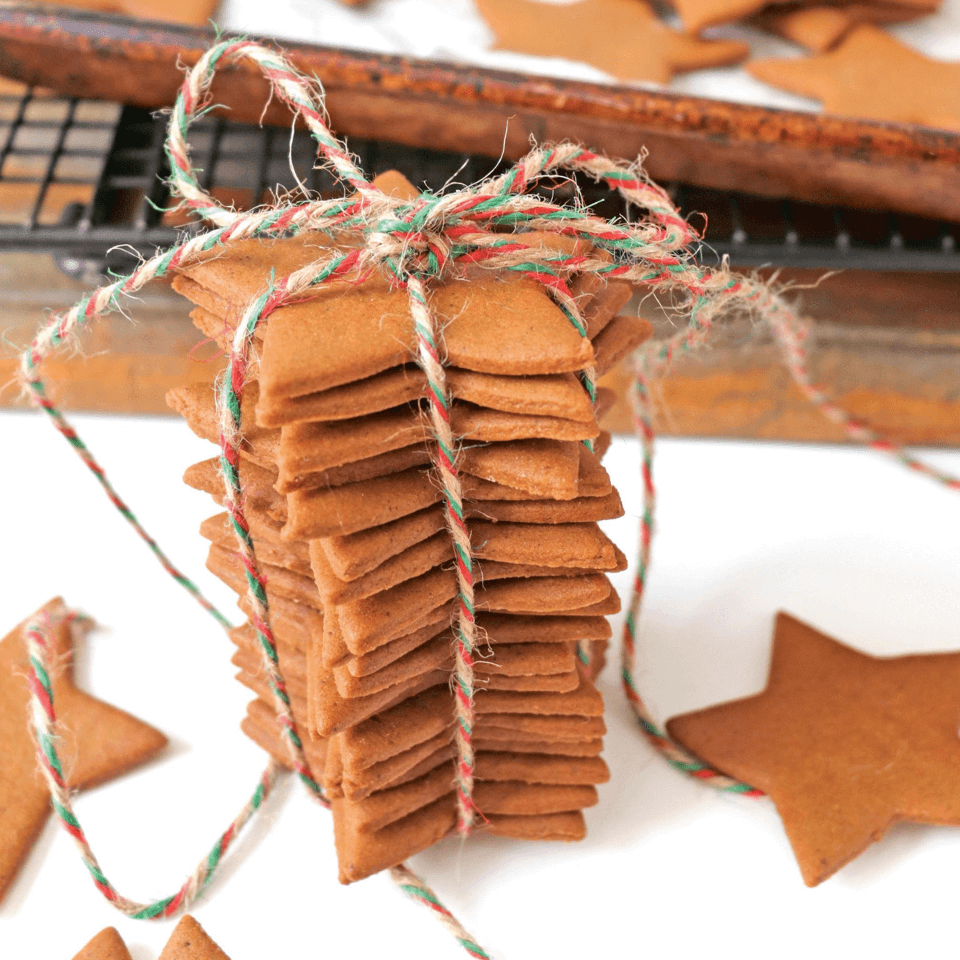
(0, 89, 120, 232)
(1, 89, 960, 273)
(26, 97, 77, 227)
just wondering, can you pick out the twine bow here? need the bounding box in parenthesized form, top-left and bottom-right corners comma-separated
(16, 35, 960, 958)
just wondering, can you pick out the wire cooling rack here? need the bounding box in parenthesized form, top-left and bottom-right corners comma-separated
(2, 86, 959, 275)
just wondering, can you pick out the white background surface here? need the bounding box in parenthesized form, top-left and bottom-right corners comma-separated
(1, 409, 959, 959)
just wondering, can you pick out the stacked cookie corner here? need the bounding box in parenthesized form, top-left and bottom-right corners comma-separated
(167, 172, 650, 882)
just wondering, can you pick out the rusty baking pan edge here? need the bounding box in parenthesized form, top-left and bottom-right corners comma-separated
(1, 6, 959, 222)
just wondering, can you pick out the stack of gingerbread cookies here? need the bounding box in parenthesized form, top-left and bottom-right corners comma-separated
(166, 172, 650, 882)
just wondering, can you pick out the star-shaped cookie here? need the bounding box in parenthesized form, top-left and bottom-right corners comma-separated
(667, 612, 960, 885)
(672, 0, 936, 33)
(72, 917, 229, 960)
(476, 0, 749, 84)
(751, 4, 924, 54)
(749, 25, 960, 131)
(0, 599, 167, 902)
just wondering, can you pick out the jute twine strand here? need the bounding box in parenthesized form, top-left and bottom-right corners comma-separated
(17, 34, 960, 953)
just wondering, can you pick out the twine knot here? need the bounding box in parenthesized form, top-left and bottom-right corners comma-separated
(362, 194, 465, 283)
(363, 211, 449, 282)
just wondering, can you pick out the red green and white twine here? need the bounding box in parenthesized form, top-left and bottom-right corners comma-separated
(17, 34, 960, 956)
(216, 268, 483, 834)
(218, 281, 327, 803)
(619, 362, 763, 794)
(406, 275, 481, 834)
(390, 865, 489, 959)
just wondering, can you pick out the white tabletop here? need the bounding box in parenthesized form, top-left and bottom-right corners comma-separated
(2, 406, 960, 959)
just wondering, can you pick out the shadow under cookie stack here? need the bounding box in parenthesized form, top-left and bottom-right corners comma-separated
(166, 172, 650, 882)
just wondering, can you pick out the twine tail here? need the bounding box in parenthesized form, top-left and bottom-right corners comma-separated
(390, 864, 491, 959)
(619, 358, 763, 794)
(19, 352, 230, 632)
(766, 291, 960, 491)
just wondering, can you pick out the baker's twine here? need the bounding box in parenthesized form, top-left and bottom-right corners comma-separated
(17, 35, 960, 956)
(390, 865, 489, 959)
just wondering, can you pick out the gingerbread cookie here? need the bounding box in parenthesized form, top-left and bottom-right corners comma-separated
(749, 25, 960, 131)
(40, 0, 219, 28)
(668, 612, 960, 885)
(158, 916, 230, 960)
(751, 3, 925, 53)
(72, 917, 229, 960)
(674, 0, 936, 33)
(71, 928, 132, 960)
(168, 169, 640, 882)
